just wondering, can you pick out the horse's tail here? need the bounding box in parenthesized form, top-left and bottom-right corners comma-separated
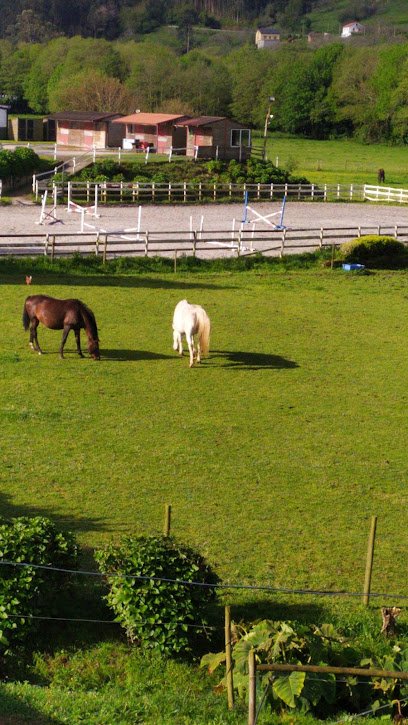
(198, 308, 210, 356)
(22, 301, 30, 331)
(80, 302, 99, 341)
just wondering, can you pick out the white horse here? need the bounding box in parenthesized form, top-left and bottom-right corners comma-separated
(172, 299, 211, 367)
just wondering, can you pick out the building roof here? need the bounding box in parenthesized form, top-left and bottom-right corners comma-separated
(257, 26, 280, 34)
(176, 116, 228, 128)
(47, 111, 122, 122)
(342, 21, 364, 27)
(113, 113, 188, 125)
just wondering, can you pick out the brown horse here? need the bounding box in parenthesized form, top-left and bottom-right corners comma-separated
(23, 295, 100, 360)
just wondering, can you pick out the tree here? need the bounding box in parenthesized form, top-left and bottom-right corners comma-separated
(226, 44, 273, 126)
(48, 71, 136, 112)
(330, 46, 379, 139)
(125, 43, 179, 110)
(174, 51, 231, 115)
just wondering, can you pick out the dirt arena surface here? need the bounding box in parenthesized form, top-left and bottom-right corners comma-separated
(1, 200, 407, 257)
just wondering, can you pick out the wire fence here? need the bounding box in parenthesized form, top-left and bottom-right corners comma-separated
(2, 559, 408, 601)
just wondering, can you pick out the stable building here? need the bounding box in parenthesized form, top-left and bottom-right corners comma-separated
(47, 111, 123, 149)
(175, 116, 251, 161)
(113, 112, 189, 153)
(0, 105, 10, 140)
(8, 115, 55, 142)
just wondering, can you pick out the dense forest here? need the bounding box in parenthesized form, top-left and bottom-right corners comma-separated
(0, 0, 393, 41)
(1, 34, 408, 144)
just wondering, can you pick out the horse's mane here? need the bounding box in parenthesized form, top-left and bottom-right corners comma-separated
(80, 302, 99, 340)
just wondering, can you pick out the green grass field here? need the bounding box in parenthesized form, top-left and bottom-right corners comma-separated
(261, 134, 408, 188)
(2, 265, 408, 602)
(2, 262, 408, 722)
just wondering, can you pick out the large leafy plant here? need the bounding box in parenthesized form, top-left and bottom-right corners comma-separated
(201, 619, 408, 718)
(95, 535, 219, 655)
(0, 516, 78, 654)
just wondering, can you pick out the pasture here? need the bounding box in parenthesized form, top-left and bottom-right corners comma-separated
(2, 264, 408, 618)
(265, 134, 408, 188)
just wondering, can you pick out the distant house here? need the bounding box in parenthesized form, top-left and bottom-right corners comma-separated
(175, 116, 251, 161)
(255, 26, 280, 49)
(8, 116, 55, 143)
(47, 111, 123, 149)
(113, 112, 189, 153)
(341, 21, 365, 38)
(0, 105, 9, 140)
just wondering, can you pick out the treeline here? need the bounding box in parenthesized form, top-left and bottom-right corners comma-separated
(0, 0, 316, 42)
(2, 35, 408, 144)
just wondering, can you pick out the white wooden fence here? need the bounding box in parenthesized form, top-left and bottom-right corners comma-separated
(363, 185, 408, 203)
(31, 180, 408, 205)
(34, 180, 368, 204)
(2, 223, 408, 261)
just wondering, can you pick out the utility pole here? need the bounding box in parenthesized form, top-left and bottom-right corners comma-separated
(262, 96, 275, 162)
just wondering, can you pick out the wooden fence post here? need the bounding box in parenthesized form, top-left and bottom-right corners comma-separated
(163, 504, 171, 537)
(248, 649, 256, 725)
(363, 515, 377, 606)
(225, 606, 234, 710)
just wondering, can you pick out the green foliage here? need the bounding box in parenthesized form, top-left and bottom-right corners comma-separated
(75, 158, 308, 186)
(202, 619, 408, 717)
(0, 517, 78, 654)
(0, 148, 42, 180)
(95, 535, 219, 654)
(341, 235, 407, 266)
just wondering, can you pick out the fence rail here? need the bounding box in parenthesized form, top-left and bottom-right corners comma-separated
(2, 223, 408, 261)
(33, 180, 371, 204)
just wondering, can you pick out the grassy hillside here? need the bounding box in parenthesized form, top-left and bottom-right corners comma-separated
(307, 0, 408, 34)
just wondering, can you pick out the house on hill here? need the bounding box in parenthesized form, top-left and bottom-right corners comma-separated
(47, 111, 123, 148)
(255, 26, 280, 49)
(113, 112, 189, 153)
(341, 21, 365, 38)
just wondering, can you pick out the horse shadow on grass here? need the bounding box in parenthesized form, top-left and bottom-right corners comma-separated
(101, 348, 174, 362)
(211, 350, 299, 370)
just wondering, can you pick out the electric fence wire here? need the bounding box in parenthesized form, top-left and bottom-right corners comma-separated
(1, 559, 408, 601)
(331, 697, 407, 724)
(6, 613, 218, 630)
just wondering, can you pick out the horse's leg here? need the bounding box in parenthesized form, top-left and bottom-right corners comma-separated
(30, 319, 43, 354)
(186, 333, 194, 367)
(196, 337, 201, 364)
(74, 329, 84, 358)
(59, 325, 71, 359)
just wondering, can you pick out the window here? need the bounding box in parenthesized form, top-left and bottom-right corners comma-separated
(231, 129, 251, 147)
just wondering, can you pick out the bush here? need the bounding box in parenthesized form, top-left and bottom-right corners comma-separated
(0, 517, 78, 654)
(0, 148, 42, 180)
(341, 235, 407, 266)
(95, 535, 219, 655)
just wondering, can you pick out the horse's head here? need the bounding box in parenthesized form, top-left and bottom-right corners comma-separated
(88, 338, 101, 360)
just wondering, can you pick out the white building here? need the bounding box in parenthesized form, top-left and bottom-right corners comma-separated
(341, 21, 365, 38)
